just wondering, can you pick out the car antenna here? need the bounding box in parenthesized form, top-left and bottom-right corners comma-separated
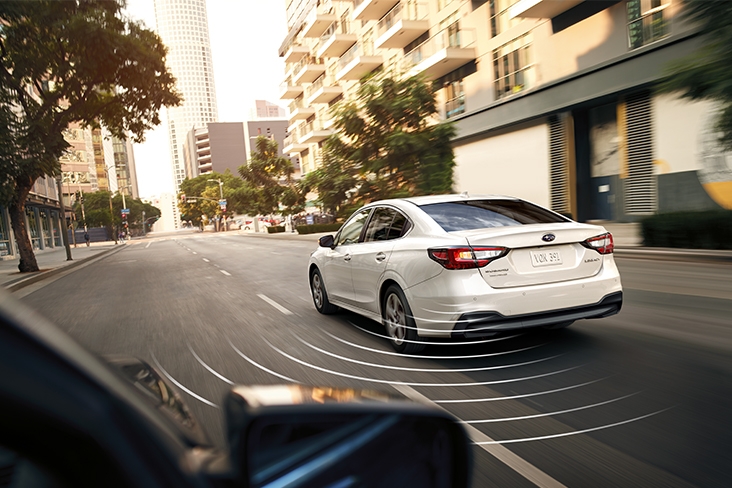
(460, 191, 469, 197)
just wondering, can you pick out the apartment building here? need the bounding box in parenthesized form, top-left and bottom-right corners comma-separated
(280, 0, 731, 221)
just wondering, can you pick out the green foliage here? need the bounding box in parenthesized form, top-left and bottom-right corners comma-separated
(641, 211, 732, 249)
(314, 72, 456, 213)
(74, 191, 160, 231)
(295, 223, 343, 235)
(239, 136, 305, 216)
(661, 0, 732, 149)
(266, 225, 286, 234)
(179, 171, 255, 225)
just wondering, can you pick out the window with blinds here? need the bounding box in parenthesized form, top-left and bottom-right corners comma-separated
(549, 114, 571, 216)
(624, 92, 656, 215)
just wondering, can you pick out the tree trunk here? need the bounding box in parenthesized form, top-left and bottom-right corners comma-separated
(8, 183, 40, 273)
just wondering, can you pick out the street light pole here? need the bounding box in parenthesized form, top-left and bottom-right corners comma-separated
(55, 176, 72, 261)
(207, 178, 225, 232)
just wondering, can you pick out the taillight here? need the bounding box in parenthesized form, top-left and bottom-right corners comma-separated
(428, 246, 508, 269)
(582, 233, 614, 254)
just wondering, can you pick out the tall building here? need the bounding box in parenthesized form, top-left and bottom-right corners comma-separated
(153, 0, 219, 193)
(279, 0, 732, 220)
(252, 100, 288, 120)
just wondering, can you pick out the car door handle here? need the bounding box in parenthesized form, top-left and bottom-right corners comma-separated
(344, 254, 351, 262)
(375, 252, 386, 262)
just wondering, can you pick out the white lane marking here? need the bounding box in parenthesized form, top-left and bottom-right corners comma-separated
(145, 242, 152, 249)
(192, 252, 197, 255)
(203, 258, 210, 262)
(392, 384, 566, 488)
(258, 294, 293, 315)
(220, 270, 231, 276)
(464, 393, 640, 424)
(151, 353, 218, 408)
(294, 334, 560, 373)
(264, 339, 579, 387)
(323, 330, 545, 360)
(433, 378, 608, 404)
(228, 339, 300, 383)
(187, 343, 234, 385)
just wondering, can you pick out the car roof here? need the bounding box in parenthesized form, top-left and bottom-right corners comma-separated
(395, 193, 520, 206)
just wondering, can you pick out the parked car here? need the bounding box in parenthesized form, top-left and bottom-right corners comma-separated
(0, 293, 472, 487)
(308, 194, 623, 353)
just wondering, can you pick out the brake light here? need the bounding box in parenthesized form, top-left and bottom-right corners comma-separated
(428, 246, 508, 269)
(582, 233, 614, 254)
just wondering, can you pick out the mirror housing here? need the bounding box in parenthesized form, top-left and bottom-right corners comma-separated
(318, 234, 335, 248)
(224, 385, 472, 488)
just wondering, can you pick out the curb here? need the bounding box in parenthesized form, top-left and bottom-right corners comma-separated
(4, 245, 128, 293)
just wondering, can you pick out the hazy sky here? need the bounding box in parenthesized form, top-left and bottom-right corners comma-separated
(124, 0, 288, 199)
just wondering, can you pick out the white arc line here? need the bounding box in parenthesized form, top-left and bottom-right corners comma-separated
(203, 258, 210, 262)
(264, 339, 579, 387)
(463, 392, 640, 424)
(145, 242, 152, 249)
(392, 384, 566, 488)
(473, 408, 674, 445)
(433, 378, 608, 404)
(348, 321, 521, 346)
(228, 339, 300, 383)
(258, 294, 293, 315)
(220, 270, 231, 276)
(294, 334, 561, 373)
(187, 343, 234, 385)
(150, 353, 218, 408)
(323, 330, 545, 359)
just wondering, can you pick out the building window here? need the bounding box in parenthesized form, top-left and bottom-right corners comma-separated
(489, 0, 521, 37)
(438, 0, 456, 10)
(493, 33, 533, 100)
(627, 0, 669, 49)
(444, 80, 465, 119)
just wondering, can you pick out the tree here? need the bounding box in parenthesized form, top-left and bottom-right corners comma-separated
(73, 191, 160, 237)
(301, 138, 359, 217)
(178, 171, 255, 227)
(318, 72, 456, 212)
(238, 136, 301, 217)
(661, 0, 732, 149)
(0, 1, 180, 272)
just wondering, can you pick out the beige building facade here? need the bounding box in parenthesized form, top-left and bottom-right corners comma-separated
(280, 0, 732, 221)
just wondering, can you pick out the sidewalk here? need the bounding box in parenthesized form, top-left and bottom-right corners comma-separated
(1, 242, 124, 291)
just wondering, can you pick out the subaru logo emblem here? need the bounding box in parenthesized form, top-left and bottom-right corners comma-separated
(542, 233, 556, 242)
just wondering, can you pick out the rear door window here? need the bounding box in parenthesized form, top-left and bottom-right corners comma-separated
(420, 200, 568, 232)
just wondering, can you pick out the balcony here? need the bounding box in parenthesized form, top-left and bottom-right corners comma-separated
(288, 98, 316, 121)
(509, 0, 584, 19)
(404, 27, 476, 80)
(298, 120, 333, 144)
(283, 43, 310, 63)
(283, 133, 308, 154)
(445, 95, 465, 119)
(292, 55, 327, 84)
(279, 79, 304, 99)
(304, 74, 343, 104)
(353, 0, 400, 21)
(302, 4, 338, 38)
(316, 20, 357, 58)
(335, 42, 383, 81)
(375, 2, 429, 50)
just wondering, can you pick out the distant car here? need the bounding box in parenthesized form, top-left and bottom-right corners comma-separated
(308, 194, 623, 353)
(241, 219, 272, 231)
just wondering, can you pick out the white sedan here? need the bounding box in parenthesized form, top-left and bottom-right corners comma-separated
(308, 194, 623, 353)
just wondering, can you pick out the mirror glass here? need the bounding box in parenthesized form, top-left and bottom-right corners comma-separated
(318, 235, 334, 248)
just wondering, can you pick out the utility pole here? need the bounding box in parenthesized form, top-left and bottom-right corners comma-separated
(55, 176, 72, 261)
(207, 178, 225, 232)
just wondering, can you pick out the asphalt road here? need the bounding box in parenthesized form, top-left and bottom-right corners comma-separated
(18, 232, 732, 487)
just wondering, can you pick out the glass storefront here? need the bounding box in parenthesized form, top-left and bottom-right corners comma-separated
(0, 209, 11, 257)
(40, 209, 53, 248)
(26, 207, 40, 250)
(51, 211, 61, 246)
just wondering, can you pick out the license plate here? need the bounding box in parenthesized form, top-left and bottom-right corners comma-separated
(530, 250, 563, 267)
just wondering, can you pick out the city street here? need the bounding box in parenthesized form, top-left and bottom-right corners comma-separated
(17, 232, 732, 487)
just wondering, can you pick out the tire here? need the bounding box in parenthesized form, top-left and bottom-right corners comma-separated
(382, 285, 426, 354)
(310, 269, 338, 314)
(542, 320, 574, 330)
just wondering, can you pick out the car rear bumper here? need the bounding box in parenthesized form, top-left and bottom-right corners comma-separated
(450, 291, 622, 338)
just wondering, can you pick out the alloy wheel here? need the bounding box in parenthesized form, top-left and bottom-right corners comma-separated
(385, 293, 406, 345)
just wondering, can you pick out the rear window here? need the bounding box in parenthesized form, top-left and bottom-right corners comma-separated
(420, 200, 569, 232)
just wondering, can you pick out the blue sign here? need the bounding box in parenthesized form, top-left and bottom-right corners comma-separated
(121, 208, 130, 215)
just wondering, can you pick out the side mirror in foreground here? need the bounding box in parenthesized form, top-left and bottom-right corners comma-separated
(224, 385, 472, 488)
(318, 235, 335, 248)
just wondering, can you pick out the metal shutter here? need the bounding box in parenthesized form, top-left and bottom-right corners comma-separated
(624, 92, 656, 215)
(549, 114, 571, 215)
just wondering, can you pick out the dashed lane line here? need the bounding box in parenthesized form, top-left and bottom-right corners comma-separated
(257, 294, 293, 315)
(220, 270, 231, 276)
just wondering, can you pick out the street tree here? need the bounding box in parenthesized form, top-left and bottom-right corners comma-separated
(301, 138, 359, 218)
(238, 136, 301, 218)
(662, 0, 732, 149)
(321, 72, 456, 210)
(178, 171, 255, 226)
(0, 1, 181, 272)
(74, 191, 160, 237)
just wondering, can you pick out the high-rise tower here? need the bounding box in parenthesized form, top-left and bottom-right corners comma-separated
(153, 0, 218, 193)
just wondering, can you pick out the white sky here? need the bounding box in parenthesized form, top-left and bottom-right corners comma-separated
(124, 0, 288, 199)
